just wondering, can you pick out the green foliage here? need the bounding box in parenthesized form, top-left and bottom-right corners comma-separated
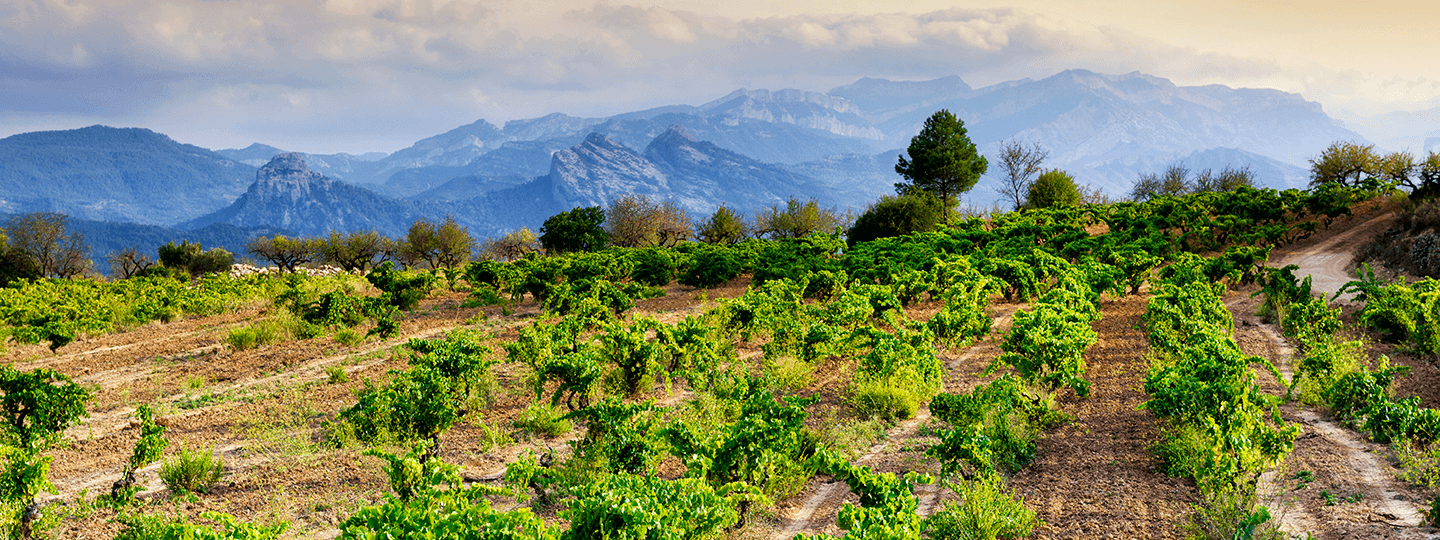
(797, 453, 931, 540)
(1183, 487, 1281, 540)
(541, 279, 634, 319)
(366, 261, 434, 312)
(343, 445, 541, 540)
(679, 248, 742, 289)
(924, 473, 1041, 540)
(661, 385, 817, 505)
(696, 205, 746, 245)
(927, 376, 1057, 478)
(846, 192, 945, 246)
(566, 398, 663, 476)
(753, 198, 845, 239)
(0, 273, 279, 351)
(629, 248, 678, 287)
(112, 404, 168, 502)
(159, 444, 225, 494)
(895, 109, 988, 214)
(539, 206, 608, 254)
(158, 240, 234, 278)
(1142, 269, 1300, 495)
(1025, 169, 1080, 209)
(513, 403, 572, 438)
(226, 321, 284, 351)
(336, 331, 497, 447)
(560, 473, 752, 540)
(991, 287, 1098, 398)
(115, 511, 288, 540)
(0, 366, 91, 450)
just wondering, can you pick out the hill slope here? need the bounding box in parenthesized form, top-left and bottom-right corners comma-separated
(0, 126, 255, 225)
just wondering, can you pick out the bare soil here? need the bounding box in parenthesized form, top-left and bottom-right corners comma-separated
(27, 201, 1440, 539)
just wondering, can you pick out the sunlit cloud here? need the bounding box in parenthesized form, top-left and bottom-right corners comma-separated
(0, 0, 1434, 153)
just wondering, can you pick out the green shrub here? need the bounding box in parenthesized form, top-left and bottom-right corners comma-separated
(763, 354, 813, 392)
(1182, 487, 1282, 540)
(925, 473, 1040, 540)
(680, 248, 742, 289)
(159, 444, 226, 494)
(513, 402, 572, 438)
(629, 248, 677, 287)
(226, 322, 282, 351)
(1025, 168, 1081, 209)
(115, 511, 287, 540)
(326, 365, 349, 384)
(849, 380, 920, 422)
(846, 192, 944, 246)
(112, 404, 167, 501)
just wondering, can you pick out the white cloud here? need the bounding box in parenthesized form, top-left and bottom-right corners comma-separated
(0, 1, 1434, 151)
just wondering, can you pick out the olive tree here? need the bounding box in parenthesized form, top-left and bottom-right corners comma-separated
(753, 197, 846, 239)
(605, 194, 692, 248)
(320, 230, 385, 272)
(3, 213, 90, 279)
(246, 235, 319, 273)
(696, 205, 746, 244)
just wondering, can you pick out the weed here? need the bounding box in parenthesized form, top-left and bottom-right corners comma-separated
(925, 473, 1040, 540)
(513, 402, 572, 439)
(1184, 487, 1283, 540)
(185, 375, 207, 390)
(816, 413, 887, 461)
(160, 444, 226, 494)
(1321, 490, 1338, 505)
(762, 354, 812, 392)
(227, 320, 284, 351)
(326, 365, 349, 384)
(333, 327, 363, 347)
(176, 393, 222, 410)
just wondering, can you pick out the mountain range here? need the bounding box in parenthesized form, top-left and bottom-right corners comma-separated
(0, 68, 1363, 258)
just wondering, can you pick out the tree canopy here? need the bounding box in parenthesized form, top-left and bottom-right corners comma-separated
(895, 110, 988, 218)
(847, 192, 945, 246)
(1026, 169, 1081, 209)
(539, 206, 608, 254)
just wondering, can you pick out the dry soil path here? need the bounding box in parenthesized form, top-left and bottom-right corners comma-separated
(1271, 211, 1395, 303)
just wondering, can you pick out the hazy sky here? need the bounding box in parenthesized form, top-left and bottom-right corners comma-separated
(2, 0, 1436, 154)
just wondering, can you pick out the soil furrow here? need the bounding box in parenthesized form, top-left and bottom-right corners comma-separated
(1008, 295, 1193, 539)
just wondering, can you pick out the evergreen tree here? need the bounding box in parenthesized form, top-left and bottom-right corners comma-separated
(895, 110, 988, 220)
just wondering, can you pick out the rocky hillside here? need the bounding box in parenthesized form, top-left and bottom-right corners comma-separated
(181, 153, 423, 237)
(0, 126, 255, 225)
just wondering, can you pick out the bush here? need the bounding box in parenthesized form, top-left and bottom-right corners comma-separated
(226, 322, 283, 351)
(925, 473, 1041, 540)
(629, 248, 677, 287)
(680, 248, 742, 289)
(513, 402, 573, 438)
(849, 380, 920, 422)
(1026, 169, 1081, 209)
(115, 511, 287, 540)
(159, 444, 226, 494)
(846, 192, 944, 246)
(539, 206, 608, 253)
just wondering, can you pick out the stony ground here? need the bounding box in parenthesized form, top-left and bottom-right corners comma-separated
(20, 201, 1440, 539)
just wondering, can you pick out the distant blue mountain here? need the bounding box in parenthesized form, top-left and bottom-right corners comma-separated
(1, 69, 1370, 245)
(0, 126, 254, 224)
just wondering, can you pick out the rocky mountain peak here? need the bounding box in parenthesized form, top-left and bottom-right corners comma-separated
(650, 125, 699, 146)
(254, 152, 332, 199)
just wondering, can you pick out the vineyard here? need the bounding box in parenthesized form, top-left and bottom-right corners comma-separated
(3, 184, 1440, 540)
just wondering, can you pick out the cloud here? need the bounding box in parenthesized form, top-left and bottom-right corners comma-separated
(0, 1, 1433, 151)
